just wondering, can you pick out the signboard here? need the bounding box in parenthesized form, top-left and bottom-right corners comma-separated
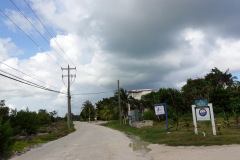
(154, 103, 169, 133)
(195, 99, 208, 107)
(191, 103, 216, 135)
(154, 105, 165, 116)
(196, 107, 210, 121)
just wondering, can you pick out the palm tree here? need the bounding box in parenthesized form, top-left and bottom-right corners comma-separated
(114, 88, 130, 124)
(80, 100, 95, 121)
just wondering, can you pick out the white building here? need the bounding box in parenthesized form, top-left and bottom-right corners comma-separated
(127, 89, 156, 124)
(127, 89, 157, 100)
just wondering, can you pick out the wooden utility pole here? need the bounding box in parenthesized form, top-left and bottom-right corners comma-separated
(62, 65, 76, 128)
(118, 80, 122, 125)
(89, 106, 90, 121)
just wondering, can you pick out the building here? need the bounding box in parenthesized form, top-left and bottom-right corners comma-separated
(127, 89, 157, 125)
(127, 89, 157, 100)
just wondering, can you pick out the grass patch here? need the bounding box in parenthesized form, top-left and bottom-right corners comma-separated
(12, 122, 76, 153)
(102, 119, 240, 146)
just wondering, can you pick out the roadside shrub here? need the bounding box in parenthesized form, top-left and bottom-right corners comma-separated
(142, 110, 157, 121)
(15, 110, 40, 135)
(0, 106, 10, 124)
(38, 112, 51, 125)
(0, 116, 16, 159)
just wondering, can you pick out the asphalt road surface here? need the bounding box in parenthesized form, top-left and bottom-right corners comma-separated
(12, 122, 152, 160)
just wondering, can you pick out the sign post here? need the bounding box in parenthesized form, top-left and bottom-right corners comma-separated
(192, 99, 216, 135)
(154, 103, 170, 133)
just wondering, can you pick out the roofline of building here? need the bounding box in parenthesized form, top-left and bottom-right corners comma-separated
(128, 89, 157, 93)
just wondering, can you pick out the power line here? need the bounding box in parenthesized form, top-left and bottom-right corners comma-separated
(0, 71, 66, 94)
(0, 9, 62, 68)
(23, 0, 76, 67)
(9, 0, 69, 66)
(0, 60, 54, 87)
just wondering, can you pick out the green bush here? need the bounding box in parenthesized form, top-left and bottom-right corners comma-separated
(0, 116, 16, 159)
(142, 110, 157, 121)
(38, 112, 51, 125)
(15, 110, 40, 135)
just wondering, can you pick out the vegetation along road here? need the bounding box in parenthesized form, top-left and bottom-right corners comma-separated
(11, 121, 240, 160)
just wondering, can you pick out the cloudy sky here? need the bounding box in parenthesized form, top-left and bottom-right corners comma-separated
(1, 0, 240, 116)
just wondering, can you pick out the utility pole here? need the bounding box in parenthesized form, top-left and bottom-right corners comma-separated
(118, 80, 122, 125)
(89, 106, 90, 121)
(62, 65, 76, 128)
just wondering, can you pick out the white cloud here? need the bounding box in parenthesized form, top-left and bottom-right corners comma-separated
(2, 0, 240, 116)
(0, 38, 22, 60)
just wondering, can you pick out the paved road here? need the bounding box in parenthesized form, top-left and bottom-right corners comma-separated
(12, 122, 151, 160)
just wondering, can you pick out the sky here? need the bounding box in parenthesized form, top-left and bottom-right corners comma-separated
(1, 0, 240, 117)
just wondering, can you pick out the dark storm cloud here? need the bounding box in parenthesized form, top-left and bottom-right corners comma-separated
(91, 0, 240, 57)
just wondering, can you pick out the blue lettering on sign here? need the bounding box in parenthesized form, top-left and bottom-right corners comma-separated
(195, 99, 208, 107)
(199, 108, 207, 116)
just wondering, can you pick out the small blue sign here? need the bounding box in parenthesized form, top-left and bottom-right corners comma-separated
(195, 99, 208, 107)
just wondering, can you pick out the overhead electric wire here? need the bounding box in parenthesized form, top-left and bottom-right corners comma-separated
(0, 9, 62, 68)
(23, 0, 76, 67)
(0, 68, 45, 88)
(0, 70, 66, 94)
(9, 0, 69, 66)
(0, 60, 51, 87)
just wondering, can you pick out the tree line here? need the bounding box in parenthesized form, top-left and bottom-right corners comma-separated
(0, 102, 62, 158)
(80, 67, 240, 121)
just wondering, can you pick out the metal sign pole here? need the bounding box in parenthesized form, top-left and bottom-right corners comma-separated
(164, 103, 170, 133)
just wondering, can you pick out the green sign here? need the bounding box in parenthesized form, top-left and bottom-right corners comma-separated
(195, 99, 208, 107)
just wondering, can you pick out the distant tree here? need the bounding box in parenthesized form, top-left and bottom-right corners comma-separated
(0, 100, 5, 107)
(80, 100, 95, 121)
(100, 105, 113, 121)
(96, 97, 117, 120)
(0, 107, 9, 124)
(38, 109, 51, 125)
(181, 78, 210, 107)
(0, 100, 10, 124)
(210, 88, 230, 113)
(205, 67, 237, 89)
(49, 110, 58, 122)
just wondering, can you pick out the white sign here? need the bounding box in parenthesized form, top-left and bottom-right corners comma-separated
(154, 105, 165, 116)
(196, 107, 210, 121)
(191, 103, 216, 135)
